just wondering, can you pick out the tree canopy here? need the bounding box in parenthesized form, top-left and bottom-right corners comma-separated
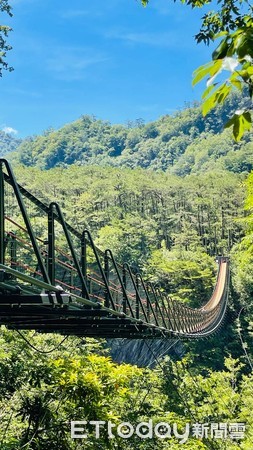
(8, 100, 253, 173)
(0, 0, 12, 75)
(142, 0, 253, 139)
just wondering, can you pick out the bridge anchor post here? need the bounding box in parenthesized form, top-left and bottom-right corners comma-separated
(0, 162, 4, 265)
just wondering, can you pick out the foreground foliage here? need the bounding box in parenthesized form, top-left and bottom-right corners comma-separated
(0, 327, 252, 449)
(142, 0, 253, 139)
(0, 0, 12, 75)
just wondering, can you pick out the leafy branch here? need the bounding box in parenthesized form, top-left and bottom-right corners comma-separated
(193, 16, 253, 140)
(0, 0, 13, 76)
(141, 0, 253, 139)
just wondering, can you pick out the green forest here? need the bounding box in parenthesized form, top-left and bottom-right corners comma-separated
(1, 98, 253, 449)
(8, 93, 253, 174)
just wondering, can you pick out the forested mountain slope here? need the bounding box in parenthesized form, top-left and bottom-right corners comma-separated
(0, 130, 22, 156)
(11, 94, 253, 174)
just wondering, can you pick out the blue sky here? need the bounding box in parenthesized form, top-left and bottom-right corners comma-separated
(1, 0, 214, 138)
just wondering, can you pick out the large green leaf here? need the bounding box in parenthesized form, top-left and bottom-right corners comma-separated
(225, 111, 252, 141)
(202, 83, 231, 116)
(192, 60, 223, 86)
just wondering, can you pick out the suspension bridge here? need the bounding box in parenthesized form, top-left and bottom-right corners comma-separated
(0, 159, 229, 339)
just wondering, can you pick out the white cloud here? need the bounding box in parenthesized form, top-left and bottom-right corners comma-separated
(105, 29, 187, 48)
(46, 46, 109, 81)
(12, 0, 41, 4)
(150, 0, 174, 16)
(2, 126, 18, 135)
(60, 9, 90, 18)
(137, 104, 159, 113)
(3, 87, 42, 98)
(60, 9, 102, 19)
